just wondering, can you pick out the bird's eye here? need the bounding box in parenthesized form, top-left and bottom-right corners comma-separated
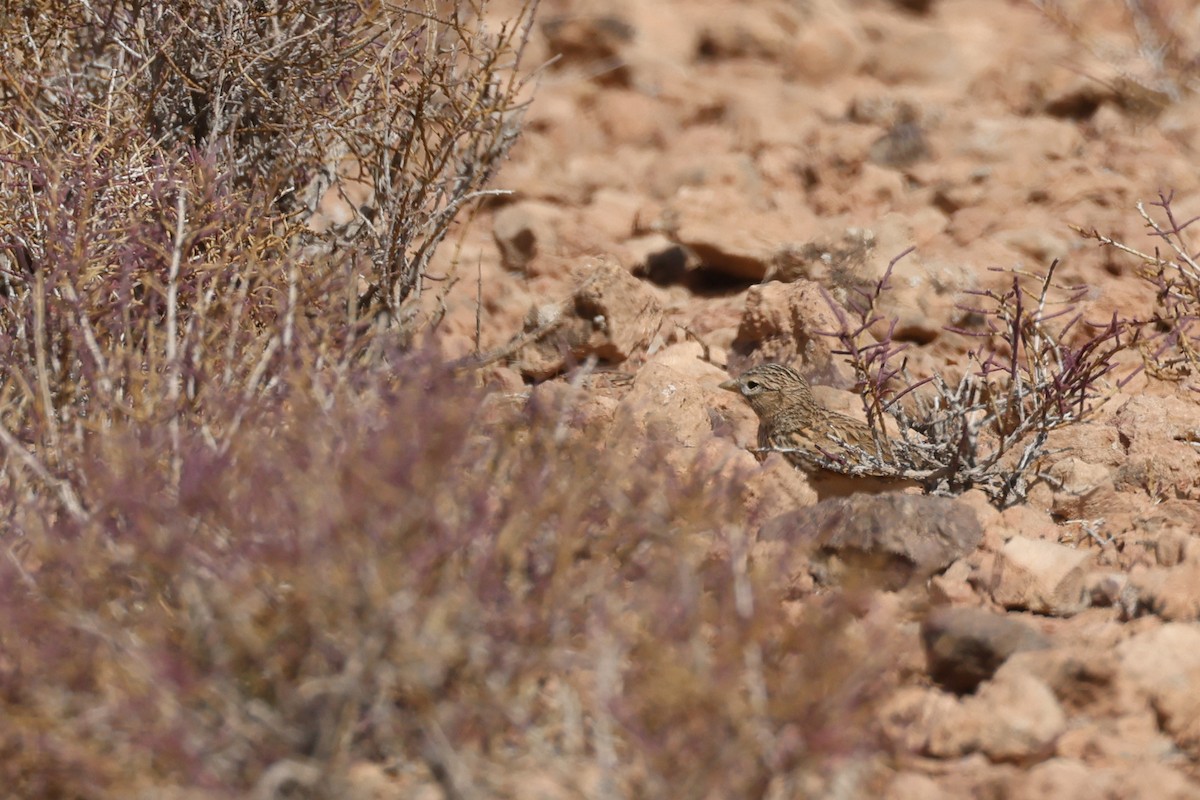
(744, 379, 761, 392)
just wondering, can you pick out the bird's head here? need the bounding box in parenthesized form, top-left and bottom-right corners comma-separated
(719, 363, 816, 419)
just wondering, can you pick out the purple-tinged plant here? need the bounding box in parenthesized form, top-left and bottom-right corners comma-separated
(819, 256, 1136, 506)
(1076, 191, 1200, 385)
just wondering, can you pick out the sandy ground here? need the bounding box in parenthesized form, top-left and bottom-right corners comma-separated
(407, 0, 1200, 795)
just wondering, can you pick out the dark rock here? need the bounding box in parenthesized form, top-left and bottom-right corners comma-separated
(921, 607, 1050, 694)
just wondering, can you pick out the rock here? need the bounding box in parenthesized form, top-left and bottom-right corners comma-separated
(514, 259, 664, 379)
(883, 667, 1066, 763)
(644, 128, 756, 197)
(1086, 571, 1138, 616)
(766, 226, 880, 286)
(784, 5, 865, 83)
(881, 665, 1066, 763)
(921, 606, 1050, 693)
(524, 380, 619, 444)
(928, 663, 1066, 762)
(693, 2, 804, 63)
(729, 280, 856, 385)
(992, 504, 1059, 550)
(1043, 419, 1126, 467)
(1008, 758, 1113, 799)
(931, 177, 986, 216)
(878, 686, 960, 754)
(493, 202, 560, 273)
(627, 233, 694, 286)
(1130, 561, 1200, 621)
(928, 558, 977, 605)
(576, 290, 651, 356)
(989, 537, 1092, 616)
(590, 89, 676, 148)
(995, 227, 1069, 265)
(1116, 623, 1200, 757)
(1111, 394, 1200, 442)
(541, 14, 635, 85)
(1003, 647, 1122, 715)
(865, 215, 970, 344)
(957, 117, 1082, 163)
(1139, 501, 1200, 566)
(1111, 395, 1200, 500)
(656, 186, 819, 280)
(1108, 764, 1200, 800)
(613, 341, 731, 449)
(1054, 711, 1178, 766)
(884, 774, 948, 800)
(869, 118, 928, 169)
(765, 494, 982, 589)
(691, 0, 866, 85)
(1155, 526, 1194, 569)
(866, 19, 963, 86)
(741, 451, 820, 519)
(689, 0, 866, 86)
(1042, 81, 1110, 121)
(1043, 457, 1119, 521)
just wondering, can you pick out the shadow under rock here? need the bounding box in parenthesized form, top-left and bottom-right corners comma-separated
(635, 244, 759, 297)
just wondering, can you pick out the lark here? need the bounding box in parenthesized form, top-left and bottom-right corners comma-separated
(721, 363, 918, 478)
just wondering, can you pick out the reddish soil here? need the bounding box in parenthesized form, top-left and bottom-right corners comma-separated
(390, 0, 1200, 795)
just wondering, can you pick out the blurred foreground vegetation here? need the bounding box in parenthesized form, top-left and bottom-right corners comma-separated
(0, 2, 892, 796)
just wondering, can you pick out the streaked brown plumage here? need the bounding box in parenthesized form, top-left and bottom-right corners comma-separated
(720, 363, 908, 477)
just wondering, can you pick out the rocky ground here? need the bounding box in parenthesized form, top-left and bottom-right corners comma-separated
(329, 0, 1200, 796)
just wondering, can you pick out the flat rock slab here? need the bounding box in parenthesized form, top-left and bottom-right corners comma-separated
(764, 493, 982, 589)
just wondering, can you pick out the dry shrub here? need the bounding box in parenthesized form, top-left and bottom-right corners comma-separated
(0, 0, 538, 500)
(1076, 191, 1200, 383)
(1, 358, 892, 796)
(818, 253, 1134, 506)
(0, 3, 900, 796)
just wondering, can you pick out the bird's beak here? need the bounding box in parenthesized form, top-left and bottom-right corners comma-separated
(719, 378, 740, 393)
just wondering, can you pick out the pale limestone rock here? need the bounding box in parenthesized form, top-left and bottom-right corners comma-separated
(990, 536, 1092, 616)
